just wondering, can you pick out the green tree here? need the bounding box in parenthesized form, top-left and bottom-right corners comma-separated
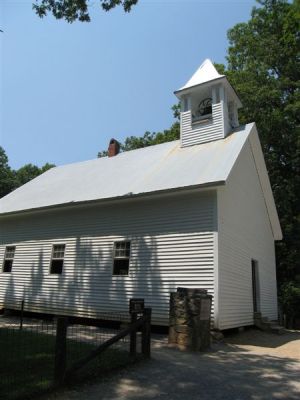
(122, 122, 180, 151)
(15, 163, 55, 186)
(0, 147, 16, 198)
(33, 0, 138, 22)
(97, 0, 299, 289)
(279, 281, 300, 328)
(224, 0, 300, 284)
(0, 147, 55, 198)
(97, 107, 179, 157)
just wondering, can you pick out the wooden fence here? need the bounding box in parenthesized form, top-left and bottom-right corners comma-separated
(54, 307, 152, 385)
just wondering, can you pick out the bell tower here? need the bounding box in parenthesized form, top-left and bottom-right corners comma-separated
(174, 59, 242, 147)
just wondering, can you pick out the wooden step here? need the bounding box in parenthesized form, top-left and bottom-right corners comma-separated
(254, 315, 285, 334)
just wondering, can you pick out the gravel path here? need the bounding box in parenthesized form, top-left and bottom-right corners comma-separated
(45, 329, 300, 400)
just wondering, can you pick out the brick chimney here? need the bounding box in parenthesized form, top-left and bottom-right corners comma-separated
(108, 139, 120, 157)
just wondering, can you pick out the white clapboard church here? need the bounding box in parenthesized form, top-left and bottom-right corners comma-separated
(0, 59, 282, 329)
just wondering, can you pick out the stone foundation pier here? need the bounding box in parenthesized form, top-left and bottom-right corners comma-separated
(168, 287, 212, 351)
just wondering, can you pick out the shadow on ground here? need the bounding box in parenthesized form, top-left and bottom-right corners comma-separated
(46, 330, 300, 400)
(224, 328, 300, 349)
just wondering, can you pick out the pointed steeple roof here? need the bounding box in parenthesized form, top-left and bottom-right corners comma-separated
(177, 59, 224, 92)
(174, 58, 242, 107)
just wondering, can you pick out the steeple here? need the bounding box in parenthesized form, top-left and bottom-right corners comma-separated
(178, 59, 224, 90)
(175, 59, 242, 147)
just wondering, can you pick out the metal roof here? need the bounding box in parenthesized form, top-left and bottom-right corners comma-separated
(174, 59, 242, 108)
(176, 59, 224, 92)
(0, 124, 253, 216)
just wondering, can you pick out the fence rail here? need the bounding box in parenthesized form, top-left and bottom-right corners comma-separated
(0, 300, 152, 400)
(54, 307, 151, 385)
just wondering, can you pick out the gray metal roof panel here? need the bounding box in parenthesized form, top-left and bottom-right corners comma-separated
(0, 124, 253, 214)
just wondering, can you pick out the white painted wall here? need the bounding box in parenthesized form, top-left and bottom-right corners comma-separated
(217, 140, 278, 330)
(180, 103, 224, 147)
(0, 191, 217, 326)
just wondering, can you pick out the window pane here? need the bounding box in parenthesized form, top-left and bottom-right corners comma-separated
(50, 259, 63, 274)
(53, 244, 65, 259)
(113, 241, 130, 275)
(114, 241, 130, 259)
(50, 244, 65, 273)
(115, 241, 130, 250)
(3, 260, 13, 273)
(5, 246, 15, 259)
(53, 251, 64, 259)
(54, 244, 65, 251)
(113, 259, 129, 276)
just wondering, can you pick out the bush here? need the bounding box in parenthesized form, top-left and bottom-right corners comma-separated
(279, 281, 300, 328)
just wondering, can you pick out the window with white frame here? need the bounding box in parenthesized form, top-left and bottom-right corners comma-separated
(113, 241, 131, 276)
(2, 246, 16, 273)
(50, 244, 65, 274)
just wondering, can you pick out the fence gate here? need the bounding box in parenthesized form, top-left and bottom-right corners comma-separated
(54, 302, 152, 385)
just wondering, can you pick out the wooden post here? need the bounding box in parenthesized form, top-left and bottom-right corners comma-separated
(130, 313, 137, 357)
(54, 317, 68, 386)
(142, 308, 152, 358)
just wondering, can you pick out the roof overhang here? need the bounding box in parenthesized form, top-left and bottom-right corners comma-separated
(248, 125, 282, 240)
(174, 76, 242, 108)
(0, 181, 225, 219)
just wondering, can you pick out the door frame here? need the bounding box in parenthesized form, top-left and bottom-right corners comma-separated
(251, 259, 260, 313)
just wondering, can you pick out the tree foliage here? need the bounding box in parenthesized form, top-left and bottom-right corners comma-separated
(15, 163, 55, 187)
(225, 0, 300, 284)
(97, 107, 180, 157)
(0, 147, 15, 198)
(0, 146, 55, 199)
(279, 281, 300, 328)
(33, 0, 138, 22)
(97, 0, 300, 289)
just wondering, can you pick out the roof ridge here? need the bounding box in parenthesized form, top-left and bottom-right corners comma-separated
(53, 139, 180, 170)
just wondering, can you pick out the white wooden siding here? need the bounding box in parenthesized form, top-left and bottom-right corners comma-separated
(180, 103, 224, 147)
(0, 191, 217, 325)
(217, 141, 277, 329)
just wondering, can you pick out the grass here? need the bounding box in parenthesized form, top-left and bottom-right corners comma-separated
(0, 326, 134, 400)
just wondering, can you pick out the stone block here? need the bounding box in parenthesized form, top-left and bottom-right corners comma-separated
(168, 287, 212, 351)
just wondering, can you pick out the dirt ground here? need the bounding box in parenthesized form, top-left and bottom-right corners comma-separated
(43, 328, 300, 400)
(224, 328, 300, 360)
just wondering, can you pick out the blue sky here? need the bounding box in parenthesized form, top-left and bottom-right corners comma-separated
(0, 0, 256, 169)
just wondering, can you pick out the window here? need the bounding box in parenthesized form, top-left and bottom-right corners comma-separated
(113, 241, 130, 276)
(192, 97, 213, 123)
(50, 244, 65, 274)
(3, 246, 15, 273)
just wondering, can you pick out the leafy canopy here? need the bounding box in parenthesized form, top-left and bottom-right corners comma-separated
(97, 0, 300, 288)
(279, 281, 300, 328)
(33, 0, 138, 22)
(15, 163, 55, 186)
(225, 0, 300, 283)
(0, 147, 15, 198)
(0, 146, 55, 199)
(97, 106, 180, 157)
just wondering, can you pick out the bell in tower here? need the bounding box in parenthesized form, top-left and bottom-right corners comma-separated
(174, 59, 242, 147)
